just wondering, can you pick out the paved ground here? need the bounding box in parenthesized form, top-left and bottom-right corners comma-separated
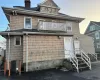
(74, 61, 100, 80)
(0, 61, 100, 80)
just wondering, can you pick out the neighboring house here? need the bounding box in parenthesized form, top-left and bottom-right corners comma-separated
(84, 21, 100, 54)
(0, 47, 5, 57)
(0, 0, 95, 74)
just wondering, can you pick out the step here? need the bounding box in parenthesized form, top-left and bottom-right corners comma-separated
(78, 63, 87, 67)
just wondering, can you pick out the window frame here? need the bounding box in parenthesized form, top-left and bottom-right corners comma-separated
(24, 17, 32, 29)
(95, 31, 99, 39)
(14, 36, 21, 46)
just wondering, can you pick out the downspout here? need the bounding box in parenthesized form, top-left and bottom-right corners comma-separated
(26, 33, 28, 72)
(8, 33, 10, 70)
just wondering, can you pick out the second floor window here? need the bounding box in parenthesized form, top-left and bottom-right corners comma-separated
(24, 17, 32, 29)
(95, 32, 99, 39)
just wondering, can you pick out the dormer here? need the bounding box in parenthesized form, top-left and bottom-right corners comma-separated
(38, 0, 60, 14)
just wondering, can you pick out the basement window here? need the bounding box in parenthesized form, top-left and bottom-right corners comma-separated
(24, 17, 32, 29)
(14, 37, 21, 46)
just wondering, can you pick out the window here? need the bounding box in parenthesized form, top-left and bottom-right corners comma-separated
(90, 25, 95, 31)
(97, 43, 100, 48)
(67, 23, 72, 32)
(24, 17, 32, 29)
(14, 37, 21, 46)
(95, 32, 99, 39)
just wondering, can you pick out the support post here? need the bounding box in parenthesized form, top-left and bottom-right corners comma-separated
(4, 60, 7, 75)
(18, 60, 21, 75)
(8, 62, 11, 77)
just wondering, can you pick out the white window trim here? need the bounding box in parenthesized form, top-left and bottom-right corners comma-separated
(24, 17, 32, 29)
(14, 36, 21, 46)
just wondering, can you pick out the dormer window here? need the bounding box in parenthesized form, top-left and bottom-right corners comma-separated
(24, 17, 32, 29)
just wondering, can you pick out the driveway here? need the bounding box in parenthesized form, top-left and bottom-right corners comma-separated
(74, 61, 100, 80)
(1, 61, 100, 80)
(0, 69, 90, 80)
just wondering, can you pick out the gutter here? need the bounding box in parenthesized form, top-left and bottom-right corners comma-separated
(8, 33, 10, 70)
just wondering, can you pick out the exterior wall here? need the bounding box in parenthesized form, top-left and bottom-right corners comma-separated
(28, 59, 63, 71)
(74, 34, 95, 54)
(6, 36, 23, 61)
(23, 35, 64, 63)
(9, 15, 80, 35)
(86, 32, 100, 53)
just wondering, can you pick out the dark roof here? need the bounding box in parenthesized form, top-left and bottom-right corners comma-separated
(0, 29, 73, 36)
(91, 21, 100, 26)
(2, 7, 84, 23)
(3, 29, 67, 33)
(13, 6, 40, 11)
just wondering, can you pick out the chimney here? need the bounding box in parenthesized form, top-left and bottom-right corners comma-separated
(25, 0, 31, 8)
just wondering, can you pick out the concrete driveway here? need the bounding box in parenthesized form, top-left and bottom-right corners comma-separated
(1, 61, 100, 80)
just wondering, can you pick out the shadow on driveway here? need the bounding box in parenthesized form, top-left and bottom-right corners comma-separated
(0, 69, 91, 80)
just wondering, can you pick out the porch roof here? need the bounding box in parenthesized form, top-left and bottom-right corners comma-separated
(0, 29, 73, 36)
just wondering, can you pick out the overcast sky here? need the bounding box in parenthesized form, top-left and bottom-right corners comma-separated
(0, 0, 100, 41)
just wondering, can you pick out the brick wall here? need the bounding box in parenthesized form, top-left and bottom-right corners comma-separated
(23, 35, 64, 63)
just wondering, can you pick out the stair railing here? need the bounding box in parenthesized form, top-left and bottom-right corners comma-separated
(81, 50, 91, 70)
(65, 50, 79, 73)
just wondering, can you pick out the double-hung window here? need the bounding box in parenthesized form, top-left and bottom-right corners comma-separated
(24, 17, 32, 29)
(14, 37, 21, 46)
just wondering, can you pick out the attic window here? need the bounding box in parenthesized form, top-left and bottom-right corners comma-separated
(24, 17, 32, 29)
(90, 25, 95, 31)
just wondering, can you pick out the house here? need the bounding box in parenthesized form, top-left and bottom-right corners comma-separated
(0, 47, 5, 57)
(0, 0, 96, 75)
(85, 21, 100, 59)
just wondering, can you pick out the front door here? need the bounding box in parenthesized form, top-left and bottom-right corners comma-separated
(74, 40, 80, 54)
(64, 37, 75, 59)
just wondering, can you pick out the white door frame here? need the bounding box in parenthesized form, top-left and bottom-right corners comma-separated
(64, 37, 75, 59)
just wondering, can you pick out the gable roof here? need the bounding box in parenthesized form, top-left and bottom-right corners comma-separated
(84, 21, 100, 34)
(38, 0, 60, 9)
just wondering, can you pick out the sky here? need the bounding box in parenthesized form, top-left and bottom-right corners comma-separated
(0, 0, 100, 41)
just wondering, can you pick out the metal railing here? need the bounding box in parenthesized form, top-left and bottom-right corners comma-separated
(81, 50, 91, 70)
(65, 50, 79, 73)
